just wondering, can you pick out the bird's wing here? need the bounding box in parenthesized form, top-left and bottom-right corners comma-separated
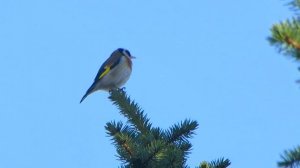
(94, 54, 122, 81)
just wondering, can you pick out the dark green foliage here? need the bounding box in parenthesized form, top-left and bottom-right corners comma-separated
(278, 146, 300, 168)
(269, 1, 300, 165)
(199, 158, 231, 168)
(269, 0, 300, 60)
(106, 89, 230, 167)
(269, 18, 300, 59)
(268, 0, 300, 82)
(208, 158, 231, 168)
(106, 89, 200, 168)
(289, 0, 300, 10)
(108, 88, 152, 134)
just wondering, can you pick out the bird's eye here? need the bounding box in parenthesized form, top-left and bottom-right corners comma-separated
(124, 50, 131, 57)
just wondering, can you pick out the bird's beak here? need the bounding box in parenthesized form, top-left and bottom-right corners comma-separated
(131, 56, 136, 59)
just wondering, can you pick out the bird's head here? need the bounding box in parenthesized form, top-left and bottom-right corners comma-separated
(117, 48, 136, 59)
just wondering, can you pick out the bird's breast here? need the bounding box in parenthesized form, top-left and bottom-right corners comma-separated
(98, 56, 132, 90)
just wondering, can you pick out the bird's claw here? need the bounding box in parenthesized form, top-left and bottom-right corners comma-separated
(109, 87, 126, 93)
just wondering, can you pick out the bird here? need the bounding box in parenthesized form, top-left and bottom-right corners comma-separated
(80, 48, 135, 103)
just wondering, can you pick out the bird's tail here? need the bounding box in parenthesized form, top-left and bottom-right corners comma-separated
(80, 82, 96, 103)
(80, 93, 89, 103)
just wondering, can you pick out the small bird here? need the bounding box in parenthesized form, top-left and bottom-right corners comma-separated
(80, 48, 135, 103)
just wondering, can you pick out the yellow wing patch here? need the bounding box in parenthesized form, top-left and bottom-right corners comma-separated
(99, 66, 111, 79)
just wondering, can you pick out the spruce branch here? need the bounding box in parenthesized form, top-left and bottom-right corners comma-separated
(105, 121, 137, 161)
(166, 119, 199, 143)
(278, 146, 300, 168)
(200, 158, 231, 168)
(105, 121, 123, 136)
(150, 127, 164, 140)
(269, 18, 300, 59)
(108, 89, 152, 134)
(200, 161, 210, 168)
(289, 0, 300, 10)
(157, 145, 185, 167)
(177, 141, 193, 156)
(144, 142, 186, 168)
(106, 89, 227, 167)
(209, 158, 231, 168)
(142, 119, 198, 167)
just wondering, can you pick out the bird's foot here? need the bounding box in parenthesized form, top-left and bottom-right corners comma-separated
(109, 87, 126, 93)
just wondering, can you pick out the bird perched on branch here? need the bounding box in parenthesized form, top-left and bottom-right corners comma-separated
(80, 48, 135, 103)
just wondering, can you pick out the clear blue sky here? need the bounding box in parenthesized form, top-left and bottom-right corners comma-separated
(1, 0, 299, 168)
